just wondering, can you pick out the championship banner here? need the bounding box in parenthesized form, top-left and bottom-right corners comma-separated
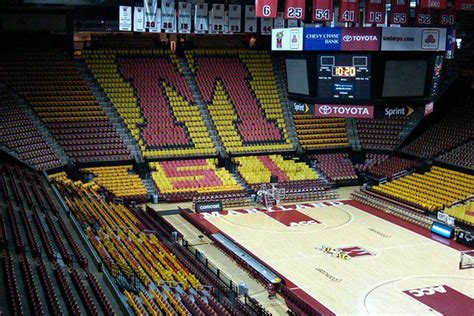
(416, 7, 434, 25)
(211, 4, 225, 33)
(178, 2, 191, 33)
(274, 12, 285, 28)
(455, 0, 474, 11)
(261, 17, 273, 35)
(439, 6, 456, 25)
(390, 0, 409, 25)
(119, 6, 132, 31)
(284, 0, 306, 19)
(339, 0, 359, 22)
(194, 3, 208, 34)
(365, 0, 386, 24)
(245, 5, 257, 32)
(161, 1, 176, 33)
(312, 0, 334, 22)
(287, 19, 300, 27)
(144, 0, 160, 32)
(228, 5, 242, 33)
(271, 28, 304, 51)
(419, 0, 447, 9)
(256, 0, 278, 18)
(134, 7, 146, 32)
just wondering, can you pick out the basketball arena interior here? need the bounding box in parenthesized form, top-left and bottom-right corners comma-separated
(0, 0, 473, 315)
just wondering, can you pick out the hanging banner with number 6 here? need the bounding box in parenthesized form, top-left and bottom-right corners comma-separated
(312, 0, 334, 21)
(284, 0, 306, 19)
(390, 0, 409, 25)
(339, 0, 359, 22)
(365, 0, 386, 24)
(256, 0, 278, 18)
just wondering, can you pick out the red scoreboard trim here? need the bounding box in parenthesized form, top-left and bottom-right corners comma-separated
(365, 0, 386, 24)
(255, 0, 278, 18)
(419, 0, 447, 9)
(312, 0, 334, 21)
(339, 0, 360, 23)
(390, 0, 410, 25)
(285, 0, 306, 19)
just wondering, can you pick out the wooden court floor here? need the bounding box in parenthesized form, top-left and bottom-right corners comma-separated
(190, 200, 474, 315)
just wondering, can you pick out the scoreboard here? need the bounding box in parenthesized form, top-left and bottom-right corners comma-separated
(317, 54, 371, 102)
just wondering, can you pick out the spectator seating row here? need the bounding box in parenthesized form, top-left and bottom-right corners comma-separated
(193, 192, 251, 208)
(52, 173, 235, 315)
(0, 87, 62, 170)
(367, 156, 418, 179)
(437, 141, 473, 169)
(310, 153, 358, 185)
(0, 50, 131, 162)
(403, 99, 473, 157)
(372, 166, 474, 212)
(149, 159, 244, 202)
(187, 49, 293, 153)
(294, 115, 349, 149)
(444, 201, 474, 226)
(81, 165, 147, 202)
(356, 118, 409, 150)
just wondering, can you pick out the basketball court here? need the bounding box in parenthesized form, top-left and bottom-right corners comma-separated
(188, 200, 474, 315)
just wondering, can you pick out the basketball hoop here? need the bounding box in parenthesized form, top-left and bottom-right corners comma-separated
(459, 250, 474, 270)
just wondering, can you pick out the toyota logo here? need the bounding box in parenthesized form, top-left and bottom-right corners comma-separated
(319, 105, 332, 115)
(343, 35, 352, 42)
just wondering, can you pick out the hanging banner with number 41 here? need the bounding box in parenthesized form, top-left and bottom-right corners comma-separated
(339, 0, 359, 23)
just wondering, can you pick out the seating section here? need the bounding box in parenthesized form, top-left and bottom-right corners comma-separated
(355, 153, 389, 173)
(367, 156, 418, 179)
(444, 201, 474, 226)
(52, 173, 236, 315)
(437, 141, 473, 169)
(0, 87, 62, 170)
(0, 51, 131, 162)
(187, 49, 293, 153)
(0, 160, 115, 315)
(310, 153, 358, 185)
(403, 99, 473, 157)
(356, 117, 409, 150)
(80, 165, 147, 202)
(294, 116, 349, 149)
(149, 159, 244, 202)
(372, 166, 474, 212)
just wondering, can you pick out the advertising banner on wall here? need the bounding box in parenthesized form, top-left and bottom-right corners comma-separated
(304, 27, 341, 50)
(119, 6, 132, 31)
(381, 27, 447, 51)
(271, 28, 304, 51)
(194, 3, 208, 34)
(314, 104, 374, 118)
(341, 27, 380, 51)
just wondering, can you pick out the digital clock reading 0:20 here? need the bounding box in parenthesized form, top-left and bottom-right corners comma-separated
(332, 66, 356, 77)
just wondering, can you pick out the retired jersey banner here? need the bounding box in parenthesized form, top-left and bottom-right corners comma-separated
(416, 7, 434, 25)
(194, 3, 208, 33)
(284, 0, 306, 19)
(439, 7, 456, 25)
(119, 6, 132, 31)
(365, 0, 386, 24)
(274, 12, 285, 28)
(228, 5, 242, 33)
(256, 0, 278, 18)
(287, 19, 300, 26)
(390, 0, 409, 25)
(178, 2, 191, 33)
(455, 0, 474, 10)
(245, 5, 257, 32)
(161, 1, 176, 33)
(261, 17, 273, 35)
(134, 7, 146, 32)
(312, 0, 334, 21)
(339, 0, 359, 22)
(211, 4, 225, 33)
(144, 0, 160, 31)
(419, 0, 447, 9)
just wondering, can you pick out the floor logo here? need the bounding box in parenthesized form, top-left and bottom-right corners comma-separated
(317, 245, 374, 260)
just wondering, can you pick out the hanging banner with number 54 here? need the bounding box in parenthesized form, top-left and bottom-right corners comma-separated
(339, 0, 359, 23)
(312, 0, 333, 21)
(284, 0, 306, 19)
(256, 0, 278, 18)
(365, 0, 386, 24)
